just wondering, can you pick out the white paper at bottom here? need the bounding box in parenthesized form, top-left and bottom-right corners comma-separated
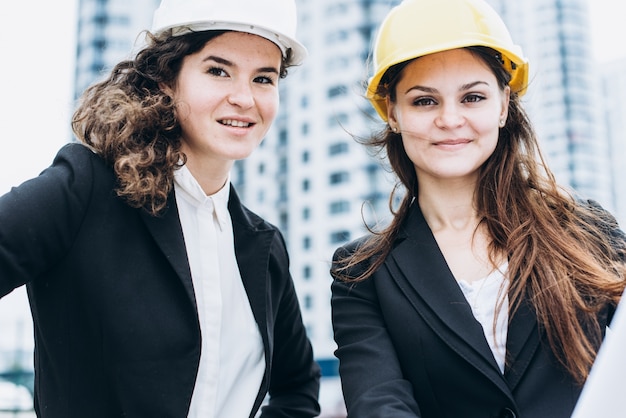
(571, 290, 626, 417)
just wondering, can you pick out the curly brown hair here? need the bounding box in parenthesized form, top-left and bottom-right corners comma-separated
(72, 29, 291, 216)
(332, 46, 626, 384)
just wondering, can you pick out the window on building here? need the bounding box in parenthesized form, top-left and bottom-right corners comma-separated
(330, 200, 350, 214)
(330, 230, 351, 244)
(302, 207, 311, 220)
(303, 236, 312, 250)
(279, 212, 288, 233)
(329, 113, 349, 127)
(278, 157, 287, 174)
(302, 179, 310, 192)
(329, 142, 349, 156)
(328, 85, 347, 99)
(303, 294, 313, 310)
(278, 129, 288, 146)
(303, 265, 312, 280)
(330, 171, 350, 185)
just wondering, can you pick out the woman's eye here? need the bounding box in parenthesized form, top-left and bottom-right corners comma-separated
(463, 94, 485, 103)
(208, 67, 228, 77)
(254, 75, 276, 85)
(413, 97, 436, 106)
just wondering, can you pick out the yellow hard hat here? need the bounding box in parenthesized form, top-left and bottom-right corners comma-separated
(367, 0, 528, 121)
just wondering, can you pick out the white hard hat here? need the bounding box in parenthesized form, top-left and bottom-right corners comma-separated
(151, 0, 307, 65)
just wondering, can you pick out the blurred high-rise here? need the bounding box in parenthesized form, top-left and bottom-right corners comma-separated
(486, 0, 613, 208)
(599, 57, 626, 226)
(74, 0, 161, 96)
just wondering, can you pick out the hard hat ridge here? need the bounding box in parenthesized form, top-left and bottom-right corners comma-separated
(151, 0, 307, 66)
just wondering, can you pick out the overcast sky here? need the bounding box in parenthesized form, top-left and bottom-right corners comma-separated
(0, 0, 623, 348)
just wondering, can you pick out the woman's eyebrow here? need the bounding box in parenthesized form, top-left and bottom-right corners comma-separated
(203, 55, 279, 74)
(405, 80, 490, 95)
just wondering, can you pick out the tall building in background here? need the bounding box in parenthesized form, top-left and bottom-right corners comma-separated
(599, 57, 626, 226)
(74, 0, 160, 97)
(233, 0, 402, 366)
(486, 0, 613, 208)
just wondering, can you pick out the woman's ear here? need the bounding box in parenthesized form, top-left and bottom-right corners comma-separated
(500, 85, 511, 123)
(386, 97, 399, 132)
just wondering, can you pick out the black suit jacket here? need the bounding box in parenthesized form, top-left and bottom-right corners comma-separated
(331, 203, 620, 418)
(0, 143, 320, 417)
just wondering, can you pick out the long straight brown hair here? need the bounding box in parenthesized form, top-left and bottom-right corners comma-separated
(332, 46, 626, 384)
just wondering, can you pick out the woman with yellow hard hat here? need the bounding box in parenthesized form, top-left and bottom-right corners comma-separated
(330, 0, 626, 417)
(0, 0, 320, 416)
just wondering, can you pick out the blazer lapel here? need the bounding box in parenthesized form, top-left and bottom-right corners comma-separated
(386, 203, 511, 392)
(228, 187, 274, 357)
(503, 291, 540, 389)
(139, 191, 196, 306)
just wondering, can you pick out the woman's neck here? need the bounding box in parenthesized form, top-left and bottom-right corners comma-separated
(418, 179, 479, 235)
(183, 156, 231, 196)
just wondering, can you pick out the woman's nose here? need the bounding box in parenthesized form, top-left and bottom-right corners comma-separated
(227, 81, 255, 109)
(434, 103, 465, 129)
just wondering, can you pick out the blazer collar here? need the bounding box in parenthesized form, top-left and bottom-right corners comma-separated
(139, 191, 196, 306)
(138, 186, 276, 339)
(503, 291, 540, 389)
(227, 186, 276, 362)
(386, 203, 514, 393)
(227, 185, 275, 323)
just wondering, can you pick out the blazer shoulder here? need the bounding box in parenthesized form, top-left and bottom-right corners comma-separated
(330, 234, 378, 285)
(333, 234, 371, 260)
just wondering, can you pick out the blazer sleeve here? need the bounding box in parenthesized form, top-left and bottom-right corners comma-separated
(261, 230, 321, 418)
(330, 243, 421, 418)
(0, 143, 94, 298)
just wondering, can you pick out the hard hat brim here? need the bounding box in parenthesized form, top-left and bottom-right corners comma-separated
(153, 21, 307, 66)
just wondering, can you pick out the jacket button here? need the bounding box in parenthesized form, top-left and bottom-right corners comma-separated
(499, 408, 517, 418)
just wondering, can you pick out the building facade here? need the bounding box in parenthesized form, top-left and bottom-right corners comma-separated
(599, 57, 626, 226)
(487, 0, 613, 208)
(74, 0, 160, 97)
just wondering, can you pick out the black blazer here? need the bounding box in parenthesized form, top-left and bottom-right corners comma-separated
(331, 203, 621, 418)
(0, 143, 320, 417)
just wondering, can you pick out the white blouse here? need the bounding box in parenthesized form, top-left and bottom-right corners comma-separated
(174, 166, 265, 418)
(457, 263, 509, 374)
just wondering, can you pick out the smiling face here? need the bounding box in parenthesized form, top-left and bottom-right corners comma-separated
(387, 48, 510, 187)
(166, 31, 282, 177)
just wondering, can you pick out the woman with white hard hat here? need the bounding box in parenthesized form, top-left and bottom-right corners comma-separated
(330, 0, 626, 417)
(0, 0, 320, 417)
